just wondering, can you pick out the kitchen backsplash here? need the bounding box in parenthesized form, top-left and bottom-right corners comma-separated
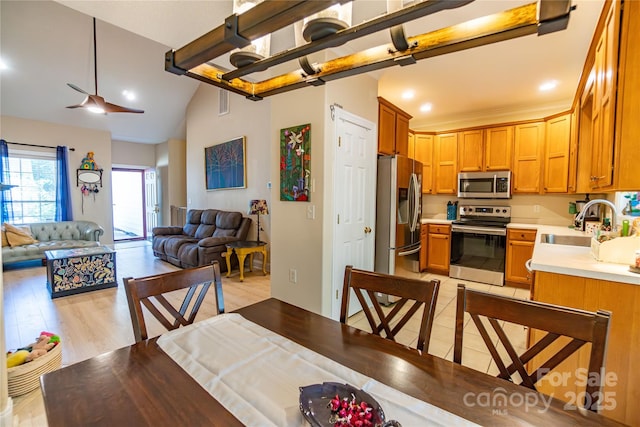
(422, 193, 608, 226)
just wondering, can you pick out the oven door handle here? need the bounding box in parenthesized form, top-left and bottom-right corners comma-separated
(398, 246, 421, 256)
(451, 225, 507, 236)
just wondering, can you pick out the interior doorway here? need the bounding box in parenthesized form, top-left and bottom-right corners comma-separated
(112, 168, 146, 241)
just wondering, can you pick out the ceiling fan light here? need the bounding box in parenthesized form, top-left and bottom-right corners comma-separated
(122, 90, 136, 101)
(87, 106, 105, 114)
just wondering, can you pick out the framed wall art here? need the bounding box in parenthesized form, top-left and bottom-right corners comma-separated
(205, 136, 246, 190)
(280, 123, 310, 201)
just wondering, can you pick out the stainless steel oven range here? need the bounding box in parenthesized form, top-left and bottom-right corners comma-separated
(450, 205, 511, 286)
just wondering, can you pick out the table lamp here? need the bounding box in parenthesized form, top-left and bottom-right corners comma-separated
(248, 199, 269, 243)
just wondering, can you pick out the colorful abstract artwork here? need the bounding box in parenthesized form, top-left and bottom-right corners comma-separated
(280, 124, 311, 201)
(205, 137, 246, 190)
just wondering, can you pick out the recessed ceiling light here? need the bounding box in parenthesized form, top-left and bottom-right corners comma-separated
(122, 90, 136, 101)
(539, 80, 558, 91)
(420, 103, 432, 113)
(401, 90, 415, 100)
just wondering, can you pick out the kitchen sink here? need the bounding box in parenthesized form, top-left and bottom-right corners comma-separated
(539, 234, 592, 247)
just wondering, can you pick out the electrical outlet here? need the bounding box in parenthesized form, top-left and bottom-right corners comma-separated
(289, 269, 297, 284)
(267, 181, 272, 189)
(534, 204, 540, 213)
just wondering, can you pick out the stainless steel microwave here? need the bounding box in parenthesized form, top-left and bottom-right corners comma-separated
(458, 171, 511, 199)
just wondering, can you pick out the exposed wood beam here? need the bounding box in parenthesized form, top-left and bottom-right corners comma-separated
(175, 0, 573, 100)
(166, 0, 347, 74)
(221, 0, 475, 81)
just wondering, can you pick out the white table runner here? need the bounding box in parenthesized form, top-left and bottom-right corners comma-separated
(157, 313, 478, 427)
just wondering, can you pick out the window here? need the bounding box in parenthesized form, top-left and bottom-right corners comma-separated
(7, 149, 57, 223)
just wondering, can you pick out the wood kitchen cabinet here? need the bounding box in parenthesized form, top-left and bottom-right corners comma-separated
(458, 127, 512, 173)
(377, 97, 411, 157)
(484, 126, 513, 171)
(512, 121, 545, 194)
(505, 228, 536, 287)
(531, 271, 640, 426)
(426, 223, 450, 275)
(414, 132, 434, 194)
(407, 131, 415, 160)
(434, 133, 457, 194)
(457, 129, 484, 172)
(543, 113, 572, 193)
(588, 0, 619, 190)
(419, 224, 428, 271)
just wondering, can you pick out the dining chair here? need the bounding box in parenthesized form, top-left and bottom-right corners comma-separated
(340, 265, 440, 354)
(124, 261, 225, 342)
(453, 284, 611, 412)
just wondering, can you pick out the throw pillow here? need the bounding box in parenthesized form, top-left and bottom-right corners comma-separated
(4, 223, 38, 247)
(1, 228, 8, 247)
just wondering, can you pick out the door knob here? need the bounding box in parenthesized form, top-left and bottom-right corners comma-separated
(364, 226, 372, 234)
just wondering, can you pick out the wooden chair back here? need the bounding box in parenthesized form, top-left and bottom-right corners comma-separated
(453, 284, 611, 412)
(340, 265, 440, 354)
(124, 262, 225, 342)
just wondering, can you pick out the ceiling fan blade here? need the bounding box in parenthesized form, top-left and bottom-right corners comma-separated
(67, 18, 144, 114)
(104, 102, 144, 114)
(67, 83, 89, 95)
(66, 95, 91, 109)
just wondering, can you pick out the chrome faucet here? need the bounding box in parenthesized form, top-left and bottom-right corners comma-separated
(574, 199, 618, 231)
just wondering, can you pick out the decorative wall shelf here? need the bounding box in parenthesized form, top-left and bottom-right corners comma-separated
(77, 169, 102, 187)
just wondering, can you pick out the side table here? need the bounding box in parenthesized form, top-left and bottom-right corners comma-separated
(225, 241, 267, 282)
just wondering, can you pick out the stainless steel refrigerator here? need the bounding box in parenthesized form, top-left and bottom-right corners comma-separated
(374, 155, 423, 304)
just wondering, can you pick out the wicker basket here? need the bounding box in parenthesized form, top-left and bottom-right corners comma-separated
(7, 344, 62, 397)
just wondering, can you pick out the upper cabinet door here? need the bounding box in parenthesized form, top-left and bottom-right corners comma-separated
(414, 133, 434, 194)
(485, 126, 513, 171)
(544, 114, 571, 193)
(378, 102, 397, 155)
(434, 133, 458, 194)
(513, 122, 545, 193)
(395, 112, 410, 157)
(457, 130, 484, 172)
(377, 97, 412, 156)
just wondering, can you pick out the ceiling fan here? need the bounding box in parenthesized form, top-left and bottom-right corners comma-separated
(67, 17, 144, 114)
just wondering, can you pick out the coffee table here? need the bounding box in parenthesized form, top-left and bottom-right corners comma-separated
(45, 246, 117, 298)
(225, 241, 267, 281)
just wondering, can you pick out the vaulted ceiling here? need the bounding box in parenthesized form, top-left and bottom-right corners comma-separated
(0, 0, 603, 143)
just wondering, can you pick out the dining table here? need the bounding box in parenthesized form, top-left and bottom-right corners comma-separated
(40, 298, 624, 426)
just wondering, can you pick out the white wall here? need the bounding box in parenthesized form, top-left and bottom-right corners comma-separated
(185, 84, 272, 243)
(270, 72, 378, 316)
(270, 85, 327, 313)
(1, 115, 114, 243)
(112, 140, 155, 168)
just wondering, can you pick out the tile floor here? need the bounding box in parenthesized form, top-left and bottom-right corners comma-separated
(347, 272, 531, 376)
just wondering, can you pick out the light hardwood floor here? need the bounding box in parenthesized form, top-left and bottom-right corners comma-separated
(4, 241, 528, 426)
(4, 241, 271, 426)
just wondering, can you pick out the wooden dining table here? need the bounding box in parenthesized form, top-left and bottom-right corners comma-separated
(40, 298, 624, 426)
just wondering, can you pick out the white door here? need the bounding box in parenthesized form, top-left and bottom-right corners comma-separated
(331, 108, 377, 320)
(145, 169, 159, 237)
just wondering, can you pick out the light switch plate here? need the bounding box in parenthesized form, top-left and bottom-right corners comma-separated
(307, 205, 315, 219)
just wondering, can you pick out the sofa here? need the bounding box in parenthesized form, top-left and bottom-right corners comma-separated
(152, 209, 251, 271)
(2, 221, 104, 265)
